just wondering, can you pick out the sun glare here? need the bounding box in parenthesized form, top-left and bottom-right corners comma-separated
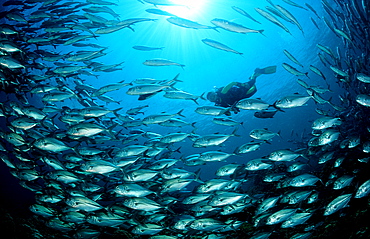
(162, 0, 207, 19)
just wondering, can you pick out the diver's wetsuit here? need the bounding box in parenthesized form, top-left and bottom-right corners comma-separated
(213, 78, 257, 108)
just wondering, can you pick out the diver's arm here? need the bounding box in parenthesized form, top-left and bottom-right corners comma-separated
(221, 82, 238, 94)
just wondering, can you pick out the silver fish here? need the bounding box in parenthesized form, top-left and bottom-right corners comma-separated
(275, 5, 303, 34)
(232, 6, 261, 24)
(196, 179, 232, 193)
(234, 141, 263, 154)
(268, 149, 302, 162)
(212, 117, 242, 127)
(355, 179, 370, 198)
(236, 98, 269, 110)
(324, 194, 352, 216)
(92, 82, 130, 96)
(190, 218, 225, 231)
(216, 164, 242, 177)
(123, 197, 163, 211)
(10, 117, 38, 130)
(250, 128, 279, 141)
(132, 223, 163, 235)
(34, 137, 71, 152)
(67, 122, 114, 138)
(283, 50, 303, 67)
(86, 212, 125, 227)
(210, 18, 264, 34)
(356, 73, 370, 83)
(288, 190, 312, 204)
(245, 159, 273, 171)
(255, 8, 291, 34)
(266, 209, 297, 225)
(114, 183, 154, 197)
(289, 174, 321, 187)
(167, 17, 216, 30)
(281, 213, 312, 228)
(143, 58, 185, 68)
(283, 0, 308, 10)
(198, 151, 235, 162)
(126, 84, 173, 95)
(312, 116, 341, 130)
(182, 194, 211, 205)
(143, 0, 186, 7)
(123, 169, 159, 182)
(309, 65, 326, 80)
(274, 95, 312, 108)
(163, 90, 205, 102)
(195, 106, 229, 116)
(333, 175, 354, 190)
(208, 192, 247, 206)
(160, 178, 195, 193)
(282, 63, 308, 77)
(318, 129, 340, 145)
(256, 196, 280, 215)
(142, 110, 184, 124)
(193, 129, 239, 147)
(356, 94, 370, 107)
(80, 160, 120, 174)
(30, 204, 55, 218)
(66, 196, 103, 212)
(145, 8, 176, 16)
(0, 56, 25, 69)
(202, 38, 243, 55)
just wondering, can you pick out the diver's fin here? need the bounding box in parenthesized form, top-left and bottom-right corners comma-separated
(259, 65, 277, 74)
(250, 65, 277, 80)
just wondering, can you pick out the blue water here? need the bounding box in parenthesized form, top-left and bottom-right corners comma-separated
(0, 0, 363, 237)
(84, 0, 340, 180)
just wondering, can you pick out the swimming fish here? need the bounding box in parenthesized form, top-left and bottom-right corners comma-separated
(202, 38, 243, 55)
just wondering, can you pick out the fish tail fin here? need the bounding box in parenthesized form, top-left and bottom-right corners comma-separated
(259, 29, 266, 37)
(107, 124, 118, 139)
(264, 140, 272, 145)
(200, 92, 206, 101)
(191, 98, 199, 105)
(220, 107, 231, 116)
(177, 109, 185, 117)
(240, 121, 245, 129)
(191, 122, 197, 128)
(212, 27, 220, 32)
(270, 103, 285, 112)
(305, 72, 310, 78)
(170, 73, 181, 83)
(194, 168, 203, 183)
(174, 147, 182, 154)
(231, 127, 241, 137)
(113, 107, 123, 114)
(307, 89, 315, 98)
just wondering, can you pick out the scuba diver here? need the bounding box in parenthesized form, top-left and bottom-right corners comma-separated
(207, 65, 277, 114)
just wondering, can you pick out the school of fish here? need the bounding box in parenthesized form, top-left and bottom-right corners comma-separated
(0, 0, 370, 238)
